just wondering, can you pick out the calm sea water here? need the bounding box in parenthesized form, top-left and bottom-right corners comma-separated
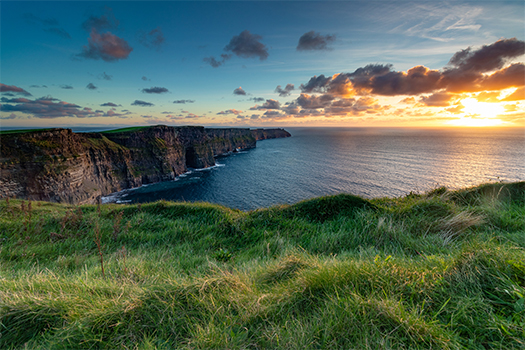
(103, 127, 525, 210)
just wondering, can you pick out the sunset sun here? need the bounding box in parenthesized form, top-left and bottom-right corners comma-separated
(448, 98, 506, 127)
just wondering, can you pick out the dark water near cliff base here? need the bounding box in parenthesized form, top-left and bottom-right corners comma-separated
(103, 127, 525, 211)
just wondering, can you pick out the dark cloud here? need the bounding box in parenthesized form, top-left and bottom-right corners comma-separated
(142, 76, 150, 81)
(448, 38, 525, 73)
(233, 87, 247, 95)
(297, 93, 335, 109)
(99, 72, 112, 80)
(142, 87, 169, 94)
(365, 65, 442, 96)
(203, 54, 232, 68)
(300, 75, 332, 94)
(0, 84, 32, 96)
(275, 84, 295, 97)
(100, 102, 119, 107)
(43, 27, 71, 39)
(60, 85, 73, 89)
(30, 85, 48, 88)
(173, 100, 195, 104)
(81, 8, 119, 32)
(252, 99, 281, 110)
(261, 110, 287, 119)
(297, 31, 336, 51)
(131, 100, 154, 107)
(77, 29, 133, 62)
(139, 27, 165, 49)
(86, 83, 97, 90)
(248, 97, 265, 102)
(224, 30, 268, 60)
(0, 95, 113, 119)
(480, 63, 525, 91)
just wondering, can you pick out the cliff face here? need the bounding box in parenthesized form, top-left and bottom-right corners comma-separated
(0, 125, 288, 204)
(251, 128, 291, 141)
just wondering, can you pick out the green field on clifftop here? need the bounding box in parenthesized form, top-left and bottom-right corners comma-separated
(1, 182, 524, 349)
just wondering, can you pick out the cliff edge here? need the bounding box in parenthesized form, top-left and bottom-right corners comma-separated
(0, 125, 290, 204)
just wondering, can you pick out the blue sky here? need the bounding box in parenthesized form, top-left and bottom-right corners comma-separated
(1, 1, 524, 128)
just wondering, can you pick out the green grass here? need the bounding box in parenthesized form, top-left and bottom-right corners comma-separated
(100, 126, 153, 134)
(0, 182, 523, 349)
(0, 128, 54, 135)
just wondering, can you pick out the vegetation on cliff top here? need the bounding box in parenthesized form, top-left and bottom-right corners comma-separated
(0, 182, 524, 349)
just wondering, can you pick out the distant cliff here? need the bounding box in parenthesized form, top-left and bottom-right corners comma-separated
(0, 125, 291, 204)
(251, 128, 291, 141)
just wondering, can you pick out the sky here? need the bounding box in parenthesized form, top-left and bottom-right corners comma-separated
(1, 0, 524, 129)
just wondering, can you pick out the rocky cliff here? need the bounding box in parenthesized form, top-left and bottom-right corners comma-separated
(251, 128, 291, 141)
(0, 125, 290, 204)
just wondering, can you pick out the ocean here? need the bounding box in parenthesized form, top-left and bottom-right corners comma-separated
(103, 127, 525, 210)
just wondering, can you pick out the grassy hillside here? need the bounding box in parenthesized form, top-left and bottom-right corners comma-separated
(0, 182, 524, 349)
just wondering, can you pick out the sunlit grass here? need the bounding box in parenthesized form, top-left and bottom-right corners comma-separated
(0, 182, 524, 349)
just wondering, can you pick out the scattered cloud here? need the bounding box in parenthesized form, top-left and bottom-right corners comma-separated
(299, 38, 525, 99)
(23, 13, 70, 39)
(275, 84, 295, 97)
(139, 27, 165, 49)
(0, 113, 19, 120)
(142, 76, 150, 81)
(297, 31, 336, 51)
(86, 83, 97, 90)
(142, 86, 169, 94)
(0, 95, 117, 118)
(131, 100, 154, 107)
(173, 99, 195, 104)
(203, 54, 232, 68)
(77, 29, 133, 62)
(389, 4, 483, 42)
(30, 85, 47, 88)
(251, 99, 281, 110)
(81, 8, 119, 32)
(0, 83, 32, 96)
(99, 72, 112, 80)
(100, 102, 119, 107)
(60, 84, 73, 90)
(224, 30, 269, 60)
(233, 87, 247, 95)
(43, 27, 71, 39)
(248, 97, 265, 102)
(23, 13, 58, 26)
(217, 109, 243, 115)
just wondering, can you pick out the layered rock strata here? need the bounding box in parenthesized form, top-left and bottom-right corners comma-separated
(0, 125, 290, 204)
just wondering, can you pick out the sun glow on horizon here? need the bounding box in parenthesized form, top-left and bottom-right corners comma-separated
(448, 98, 506, 127)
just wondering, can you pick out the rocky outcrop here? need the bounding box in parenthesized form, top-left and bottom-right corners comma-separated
(0, 125, 290, 204)
(251, 128, 291, 141)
